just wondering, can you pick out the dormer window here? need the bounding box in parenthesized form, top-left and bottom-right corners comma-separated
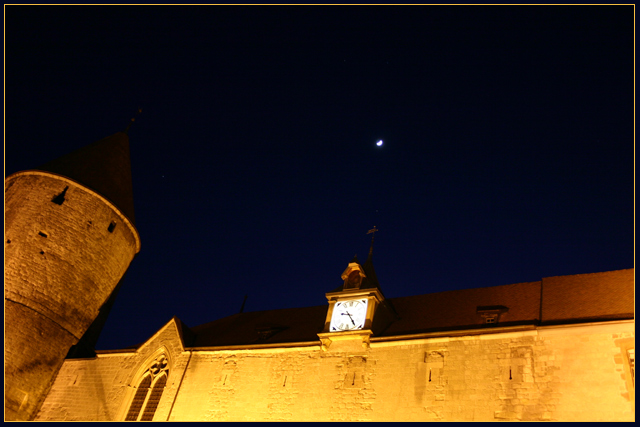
(484, 315, 498, 324)
(255, 325, 287, 341)
(477, 305, 509, 325)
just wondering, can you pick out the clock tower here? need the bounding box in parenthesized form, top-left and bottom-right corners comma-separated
(318, 229, 396, 351)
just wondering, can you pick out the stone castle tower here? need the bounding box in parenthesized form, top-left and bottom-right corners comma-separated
(4, 131, 140, 420)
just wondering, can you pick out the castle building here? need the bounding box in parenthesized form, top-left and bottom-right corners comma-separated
(5, 132, 635, 422)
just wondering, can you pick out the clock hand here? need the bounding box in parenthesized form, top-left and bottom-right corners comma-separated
(342, 311, 356, 326)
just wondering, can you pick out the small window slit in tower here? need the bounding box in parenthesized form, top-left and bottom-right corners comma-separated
(352, 373, 356, 386)
(509, 368, 512, 380)
(40, 250, 45, 255)
(51, 186, 69, 205)
(283, 376, 287, 387)
(108, 221, 116, 233)
(429, 368, 432, 382)
(6, 239, 11, 244)
(222, 375, 227, 386)
(38, 232, 48, 238)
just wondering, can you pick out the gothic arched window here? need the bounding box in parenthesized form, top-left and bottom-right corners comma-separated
(125, 355, 169, 421)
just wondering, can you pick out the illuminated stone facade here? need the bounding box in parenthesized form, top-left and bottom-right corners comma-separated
(36, 270, 634, 422)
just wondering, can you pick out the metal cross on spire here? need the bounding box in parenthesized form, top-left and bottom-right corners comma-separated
(367, 226, 379, 256)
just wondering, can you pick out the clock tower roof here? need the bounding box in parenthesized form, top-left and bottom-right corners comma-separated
(329, 251, 384, 295)
(328, 227, 385, 295)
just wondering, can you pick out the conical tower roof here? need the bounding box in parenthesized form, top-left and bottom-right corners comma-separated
(36, 132, 136, 224)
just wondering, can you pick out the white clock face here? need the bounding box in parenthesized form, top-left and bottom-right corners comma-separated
(330, 299, 368, 331)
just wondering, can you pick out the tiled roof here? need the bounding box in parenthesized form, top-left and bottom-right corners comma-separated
(179, 268, 634, 348)
(541, 269, 634, 324)
(378, 281, 542, 337)
(190, 305, 329, 347)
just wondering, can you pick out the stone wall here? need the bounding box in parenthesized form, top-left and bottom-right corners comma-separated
(37, 320, 634, 421)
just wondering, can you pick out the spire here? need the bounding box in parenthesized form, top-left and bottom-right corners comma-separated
(124, 108, 142, 135)
(366, 226, 378, 261)
(363, 226, 381, 291)
(36, 132, 136, 224)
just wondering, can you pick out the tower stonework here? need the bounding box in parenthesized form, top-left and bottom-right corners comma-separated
(4, 132, 140, 420)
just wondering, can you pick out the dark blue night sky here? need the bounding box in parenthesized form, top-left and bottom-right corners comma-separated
(5, 6, 634, 350)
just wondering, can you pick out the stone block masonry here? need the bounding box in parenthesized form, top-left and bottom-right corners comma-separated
(5, 171, 139, 420)
(37, 319, 634, 421)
